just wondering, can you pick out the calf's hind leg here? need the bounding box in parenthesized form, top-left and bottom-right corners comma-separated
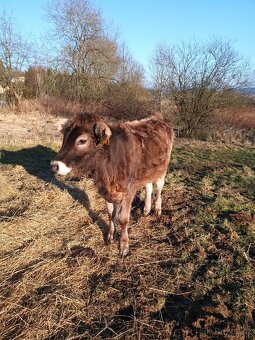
(144, 183, 153, 215)
(155, 173, 166, 216)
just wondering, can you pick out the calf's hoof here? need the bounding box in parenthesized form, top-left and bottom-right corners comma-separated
(156, 209, 162, 216)
(119, 243, 129, 257)
(107, 233, 114, 244)
(143, 207, 151, 216)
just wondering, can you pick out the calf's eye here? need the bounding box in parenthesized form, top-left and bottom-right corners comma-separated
(77, 139, 87, 145)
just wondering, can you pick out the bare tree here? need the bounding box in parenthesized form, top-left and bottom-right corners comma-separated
(43, 0, 150, 115)
(0, 11, 29, 105)
(45, 0, 119, 105)
(150, 39, 253, 136)
(114, 43, 144, 85)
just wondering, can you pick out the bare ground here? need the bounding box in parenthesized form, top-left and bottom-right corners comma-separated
(0, 110, 255, 339)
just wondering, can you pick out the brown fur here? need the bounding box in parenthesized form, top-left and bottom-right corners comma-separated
(52, 113, 174, 256)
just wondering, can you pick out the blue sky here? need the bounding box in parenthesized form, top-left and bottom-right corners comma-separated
(1, 0, 255, 74)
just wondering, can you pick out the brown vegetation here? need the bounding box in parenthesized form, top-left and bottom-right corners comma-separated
(217, 106, 255, 130)
(0, 111, 254, 339)
(206, 106, 255, 144)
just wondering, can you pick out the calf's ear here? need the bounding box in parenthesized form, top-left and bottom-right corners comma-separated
(56, 118, 69, 133)
(94, 122, 112, 145)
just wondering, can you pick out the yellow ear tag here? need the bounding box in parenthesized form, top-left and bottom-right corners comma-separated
(100, 135, 110, 145)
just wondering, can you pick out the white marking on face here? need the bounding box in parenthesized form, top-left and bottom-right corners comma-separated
(55, 161, 72, 175)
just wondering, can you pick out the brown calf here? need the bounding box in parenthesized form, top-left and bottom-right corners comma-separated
(51, 113, 174, 256)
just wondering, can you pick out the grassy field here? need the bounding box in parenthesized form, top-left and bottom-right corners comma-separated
(0, 112, 255, 339)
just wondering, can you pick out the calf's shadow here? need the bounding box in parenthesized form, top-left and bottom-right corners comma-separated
(1, 145, 108, 241)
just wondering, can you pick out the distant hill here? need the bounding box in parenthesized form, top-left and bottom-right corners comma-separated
(239, 88, 255, 96)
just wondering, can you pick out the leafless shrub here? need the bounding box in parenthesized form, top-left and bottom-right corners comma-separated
(150, 38, 254, 137)
(15, 98, 46, 114)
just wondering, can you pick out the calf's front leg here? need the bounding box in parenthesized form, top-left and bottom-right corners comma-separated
(118, 194, 134, 257)
(106, 201, 117, 242)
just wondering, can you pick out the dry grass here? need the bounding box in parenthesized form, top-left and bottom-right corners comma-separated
(0, 110, 61, 147)
(16, 97, 112, 119)
(218, 107, 255, 130)
(208, 107, 255, 144)
(0, 111, 255, 339)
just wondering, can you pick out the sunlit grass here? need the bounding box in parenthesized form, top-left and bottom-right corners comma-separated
(0, 138, 254, 339)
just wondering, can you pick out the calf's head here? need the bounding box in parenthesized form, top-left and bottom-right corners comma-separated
(51, 113, 111, 176)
